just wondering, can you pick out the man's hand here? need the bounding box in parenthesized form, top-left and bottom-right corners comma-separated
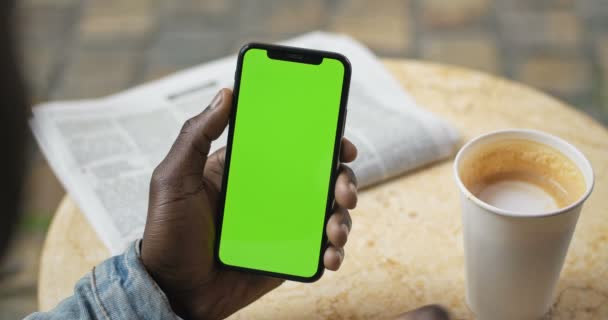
(141, 88, 358, 319)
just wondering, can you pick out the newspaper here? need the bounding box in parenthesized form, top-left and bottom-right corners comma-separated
(30, 32, 459, 254)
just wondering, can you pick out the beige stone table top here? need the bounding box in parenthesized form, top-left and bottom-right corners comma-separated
(38, 60, 608, 319)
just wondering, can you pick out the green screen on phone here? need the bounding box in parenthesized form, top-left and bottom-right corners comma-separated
(218, 47, 347, 279)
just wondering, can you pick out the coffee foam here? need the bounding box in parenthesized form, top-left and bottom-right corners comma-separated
(476, 179, 559, 214)
(459, 139, 586, 214)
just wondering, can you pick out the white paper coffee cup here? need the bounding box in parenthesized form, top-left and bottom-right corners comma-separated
(453, 129, 594, 320)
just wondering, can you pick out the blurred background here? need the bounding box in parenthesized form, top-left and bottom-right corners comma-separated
(1, 0, 607, 317)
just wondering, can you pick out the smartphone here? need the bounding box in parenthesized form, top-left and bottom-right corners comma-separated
(215, 43, 351, 282)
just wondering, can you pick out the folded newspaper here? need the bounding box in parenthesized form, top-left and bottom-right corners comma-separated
(30, 32, 459, 254)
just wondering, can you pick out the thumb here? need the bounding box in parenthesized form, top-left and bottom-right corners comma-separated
(153, 88, 232, 189)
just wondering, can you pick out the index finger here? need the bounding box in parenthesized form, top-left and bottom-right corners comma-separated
(161, 88, 232, 173)
(151, 88, 232, 197)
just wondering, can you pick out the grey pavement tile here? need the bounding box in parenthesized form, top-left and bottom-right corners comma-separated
(329, 0, 411, 56)
(75, 0, 158, 56)
(51, 49, 140, 100)
(18, 7, 76, 45)
(237, 0, 328, 34)
(231, 32, 306, 50)
(496, 0, 575, 11)
(75, 34, 147, 51)
(0, 295, 38, 319)
(161, 0, 237, 14)
(78, 0, 157, 39)
(593, 54, 608, 126)
(598, 35, 608, 76)
(579, 0, 608, 33)
(141, 31, 236, 83)
(22, 46, 58, 101)
(82, 0, 158, 18)
(22, 151, 65, 217)
(497, 11, 584, 49)
(160, 0, 240, 31)
(420, 32, 501, 74)
(0, 233, 45, 318)
(161, 12, 238, 34)
(420, 0, 491, 28)
(141, 63, 188, 82)
(576, 0, 608, 18)
(17, 6, 77, 101)
(146, 31, 237, 66)
(564, 93, 607, 125)
(19, 0, 80, 10)
(515, 53, 592, 98)
(78, 14, 155, 42)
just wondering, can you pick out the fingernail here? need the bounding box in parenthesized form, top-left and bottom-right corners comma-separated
(209, 90, 224, 109)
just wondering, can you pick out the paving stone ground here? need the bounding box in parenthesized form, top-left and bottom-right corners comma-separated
(3, 0, 607, 317)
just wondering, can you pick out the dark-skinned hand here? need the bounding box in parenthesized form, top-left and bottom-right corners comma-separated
(141, 88, 358, 319)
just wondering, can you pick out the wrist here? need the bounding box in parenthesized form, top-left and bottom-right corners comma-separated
(164, 286, 228, 320)
(139, 245, 225, 319)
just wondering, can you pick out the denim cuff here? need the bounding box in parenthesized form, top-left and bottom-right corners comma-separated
(92, 240, 182, 320)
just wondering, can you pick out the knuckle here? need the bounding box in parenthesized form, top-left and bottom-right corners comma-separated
(180, 118, 195, 135)
(342, 164, 358, 186)
(150, 165, 166, 187)
(342, 208, 350, 221)
(342, 209, 353, 229)
(339, 163, 352, 175)
(336, 229, 348, 246)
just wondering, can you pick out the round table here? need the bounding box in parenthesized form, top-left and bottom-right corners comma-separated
(38, 60, 608, 319)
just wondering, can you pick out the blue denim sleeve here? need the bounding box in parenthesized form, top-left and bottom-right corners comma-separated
(25, 240, 182, 320)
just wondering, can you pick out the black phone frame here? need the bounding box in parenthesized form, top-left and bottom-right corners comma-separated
(214, 42, 352, 282)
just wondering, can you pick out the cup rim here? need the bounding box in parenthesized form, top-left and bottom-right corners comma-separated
(453, 129, 595, 218)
